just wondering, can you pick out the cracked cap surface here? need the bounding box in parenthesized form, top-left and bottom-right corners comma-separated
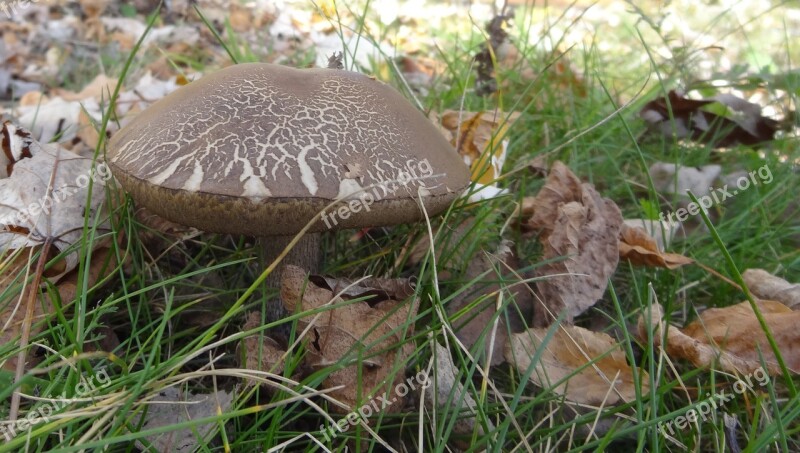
(107, 63, 470, 235)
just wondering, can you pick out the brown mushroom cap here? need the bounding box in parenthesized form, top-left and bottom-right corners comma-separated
(107, 63, 470, 236)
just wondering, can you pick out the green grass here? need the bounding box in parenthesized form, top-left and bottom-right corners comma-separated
(1, 0, 798, 451)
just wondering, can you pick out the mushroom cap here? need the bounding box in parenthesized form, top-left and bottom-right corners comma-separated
(107, 63, 470, 236)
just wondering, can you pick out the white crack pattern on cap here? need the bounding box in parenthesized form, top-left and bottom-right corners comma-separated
(110, 70, 439, 200)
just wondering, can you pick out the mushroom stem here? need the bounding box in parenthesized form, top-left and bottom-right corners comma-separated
(260, 233, 321, 340)
(260, 233, 322, 289)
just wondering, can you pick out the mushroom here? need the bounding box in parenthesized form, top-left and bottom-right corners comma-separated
(106, 62, 470, 300)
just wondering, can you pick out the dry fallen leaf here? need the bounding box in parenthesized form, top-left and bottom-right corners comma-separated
(0, 121, 35, 178)
(81, 0, 110, 41)
(48, 243, 117, 305)
(649, 162, 722, 200)
(0, 248, 43, 371)
(280, 265, 418, 414)
(638, 302, 800, 375)
(0, 134, 110, 280)
(529, 161, 623, 326)
(240, 311, 286, 377)
(425, 342, 494, 449)
(743, 269, 800, 309)
(0, 124, 116, 372)
(446, 240, 533, 366)
(640, 90, 782, 147)
(623, 218, 678, 251)
(505, 325, 648, 405)
(619, 223, 693, 269)
(526, 161, 584, 234)
(53, 74, 117, 102)
(441, 110, 521, 186)
(76, 109, 103, 151)
(134, 387, 234, 453)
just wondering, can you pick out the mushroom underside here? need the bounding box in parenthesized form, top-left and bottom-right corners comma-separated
(111, 169, 461, 236)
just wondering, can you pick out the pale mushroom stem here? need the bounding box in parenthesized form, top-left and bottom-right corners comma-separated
(260, 233, 321, 339)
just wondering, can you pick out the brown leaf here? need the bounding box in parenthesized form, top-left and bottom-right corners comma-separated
(526, 161, 583, 234)
(743, 269, 800, 309)
(280, 265, 418, 414)
(530, 162, 623, 326)
(623, 218, 678, 251)
(0, 248, 42, 371)
(640, 90, 780, 147)
(53, 74, 117, 102)
(637, 302, 800, 375)
(440, 110, 521, 184)
(446, 241, 534, 366)
(50, 244, 117, 304)
(0, 121, 36, 177)
(619, 224, 693, 269)
(18, 91, 48, 107)
(310, 273, 415, 302)
(76, 109, 102, 151)
(240, 311, 286, 376)
(505, 325, 648, 405)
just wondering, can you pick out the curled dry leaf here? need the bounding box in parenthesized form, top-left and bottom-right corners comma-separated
(280, 265, 418, 414)
(240, 311, 285, 377)
(440, 110, 521, 198)
(640, 90, 781, 147)
(504, 325, 648, 405)
(637, 302, 800, 376)
(474, 14, 511, 96)
(623, 218, 678, 251)
(0, 121, 35, 178)
(134, 387, 234, 453)
(529, 161, 623, 326)
(743, 269, 800, 309)
(526, 161, 584, 234)
(619, 223, 693, 269)
(425, 342, 494, 449)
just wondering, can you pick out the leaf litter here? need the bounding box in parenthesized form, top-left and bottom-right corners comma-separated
(0, 0, 796, 448)
(277, 265, 418, 415)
